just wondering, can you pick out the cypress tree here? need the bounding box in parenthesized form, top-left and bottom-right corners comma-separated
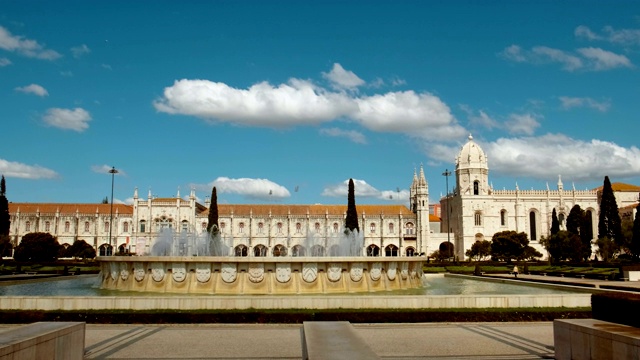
(631, 194, 640, 260)
(566, 204, 583, 235)
(598, 176, 623, 246)
(551, 208, 560, 235)
(206, 186, 219, 234)
(0, 176, 10, 236)
(345, 178, 359, 233)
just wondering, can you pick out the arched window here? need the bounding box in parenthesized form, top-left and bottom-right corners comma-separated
(405, 247, 415, 256)
(64, 221, 70, 232)
(234, 245, 248, 257)
(295, 222, 301, 234)
(277, 222, 283, 234)
(257, 222, 264, 234)
(104, 222, 109, 232)
(558, 213, 565, 228)
(25, 221, 31, 232)
(474, 212, 482, 226)
(139, 220, 146, 233)
(181, 220, 188, 232)
(405, 222, 414, 235)
(329, 244, 341, 256)
(500, 210, 507, 226)
(333, 223, 339, 233)
(202, 222, 207, 231)
(385, 244, 398, 257)
(370, 223, 376, 233)
(474, 181, 479, 195)
(292, 245, 305, 256)
(310, 245, 325, 257)
(314, 222, 321, 233)
(585, 210, 594, 239)
(273, 244, 287, 257)
(366, 244, 380, 257)
(253, 244, 267, 257)
(389, 223, 394, 234)
(220, 222, 225, 232)
(238, 222, 245, 234)
(44, 221, 50, 232)
(84, 221, 90, 232)
(530, 211, 537, 240)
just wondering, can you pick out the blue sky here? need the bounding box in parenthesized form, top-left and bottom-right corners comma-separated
(2, 1, 640, 206)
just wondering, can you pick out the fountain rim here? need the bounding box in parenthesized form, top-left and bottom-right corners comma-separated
(97, 256, 425, 263)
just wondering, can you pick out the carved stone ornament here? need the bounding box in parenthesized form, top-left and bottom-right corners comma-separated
(370, 262, 382, 281)
(172, 262, 187, 283)
(110, 262, 119, 281)
(133, 262, 145, 282)
(327, 262, 342, 282)
(151, 263, 165, 282)
(221, 263, 237, 283)
(276, 263, 291, 283)
(119, 263, 130, 281)
(401, 262, 409, 280)
(248, 263, 265, 283)
(195, 263, 211, 283)
(302, 262, 318, 283)
(387, 261, 397, 281)
(350, 262, 363, 282)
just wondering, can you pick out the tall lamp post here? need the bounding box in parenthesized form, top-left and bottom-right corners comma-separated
(109, 166, 118, 255)
(442, 169, 452, 260)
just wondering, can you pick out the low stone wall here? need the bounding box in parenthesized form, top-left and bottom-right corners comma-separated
(0, 293, 591, 311)
(0, 322, 85, 360)
(554, 318, 640, 360)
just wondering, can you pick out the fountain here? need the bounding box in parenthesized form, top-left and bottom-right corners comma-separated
(97, 228, 425, 294)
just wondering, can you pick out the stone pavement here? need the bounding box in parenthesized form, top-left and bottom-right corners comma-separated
(83, 322, 555, 359)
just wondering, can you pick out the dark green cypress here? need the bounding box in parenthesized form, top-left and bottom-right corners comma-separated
(0, 176, 10, 236)
(550, 208, 560, 235)
(598, 176, 622, 245)
(345, 179, 359, 233)
(206, 186, 219, 234)
(630, 194, 640, 260)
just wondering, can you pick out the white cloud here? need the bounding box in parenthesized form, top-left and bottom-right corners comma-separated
(559, 96, 610, 112)
(575, 25, 601, 41)
(207, 177, 290, 200)
(485, 134, 640, 181)
(576, 47, 632, 70)
(91, 165, 126, 176)
(319, 128, 367, 144)
(531, 46, 583, 71)
(504, 113, 540, 135)
(0, 159, 58, 179)
(71, 44, 90, 58)
(500, 45, 527, 62)
(460, 105, 498, 129)
(322, 63, 365, 91)
(575, 25, 640, 46)
(0, 26, 61, 60)
(15, 83, 48, 97)
(0, 57, 10, 66)
(321, 178, 409, 202)
(42, 107, 91, 132)
(154, 67, 465, 141)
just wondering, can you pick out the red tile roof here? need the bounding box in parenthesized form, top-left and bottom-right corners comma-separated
(593, 182, 640, 192)
(9, 203, 133, 215)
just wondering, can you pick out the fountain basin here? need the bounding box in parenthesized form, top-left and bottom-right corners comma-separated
(97, 256, 424, 294)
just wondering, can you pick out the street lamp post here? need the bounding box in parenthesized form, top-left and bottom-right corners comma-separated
(109, 166, 118, 255)
(442, 169, 452, 260)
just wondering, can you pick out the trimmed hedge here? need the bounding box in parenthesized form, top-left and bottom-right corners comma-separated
(0, 308, 591, 324)
(592, 292, 640, 328)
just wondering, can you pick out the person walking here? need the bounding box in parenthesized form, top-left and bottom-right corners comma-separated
(513, 265, 519, 278)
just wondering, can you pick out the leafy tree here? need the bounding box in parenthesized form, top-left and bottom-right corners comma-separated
(490, 231, 530, 263)
(65, 240, 96, 259)
(521, 245, 543, 261)
(465, 240, 491, 261)
(345, 178, 359, 233)
(429, 249, 447, 261)
(0, 176, 10, 237)
(550, 208, 560, 235)
(13, 232, 62, 262)
(631, 198, 640, 260)
(206, 186, 219, 235)
(595, 236, 616, 262)
(564, 204, 593, 261)
(101, 197, 109, 204)
(0, 235, 12, 258)
(566, 205, 583, 235)
(540, 231, 583, 262)
(598, 176, 623, 249)
(439, 241, 454, 260)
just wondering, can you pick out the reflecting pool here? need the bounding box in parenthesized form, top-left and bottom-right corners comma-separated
(0, 274, 582, 296)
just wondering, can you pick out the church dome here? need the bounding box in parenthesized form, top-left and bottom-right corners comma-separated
(456, 135, 488, 171)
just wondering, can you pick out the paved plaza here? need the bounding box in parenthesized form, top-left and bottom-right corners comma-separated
(82, 322, 555, 359)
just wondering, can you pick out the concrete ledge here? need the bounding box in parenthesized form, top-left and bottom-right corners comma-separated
(302, 321, 379, 360)
(554, 318, 640, 360)
(0, 322, 85, 360)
